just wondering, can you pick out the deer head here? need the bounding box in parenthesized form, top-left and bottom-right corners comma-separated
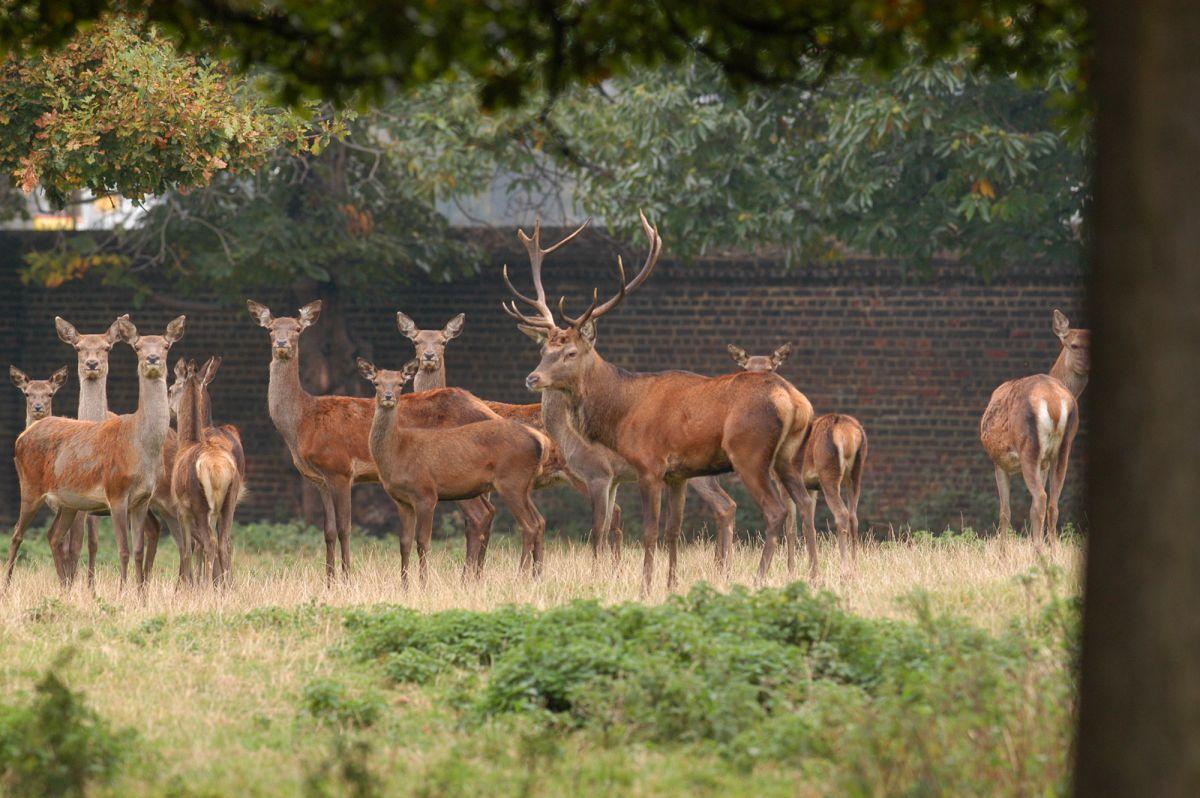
(727, 343, 793, 374)
(246, 300, 322, 361)
(396, 312, 465, 374)
(357, 358, 418, 408)
(1052, 309, 1090, 378)
(502, 212, 660, 394)
(10, 365, 68, 422)
(56, 315, 126, 382)
(116, 316, 186, 380)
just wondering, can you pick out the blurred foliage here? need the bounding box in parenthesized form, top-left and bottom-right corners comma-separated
(0, 13, 331, 205)
(0, 1, 1089, 110)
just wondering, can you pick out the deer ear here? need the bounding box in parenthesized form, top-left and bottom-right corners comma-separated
(771, 343, 793, 368)
(1052, 309, 1070, 341)
(201, 356, 221, 386)
(174, 358, 188, 381)
(115, 316, 139, 345)
(401, 360, 420, 381)
(55, 317, 80, 346)
(578, 320, 597, 345)
(396, 312, 418, 340)
(106, 315, 128, 344)
(298, 301, 322, 329)
(517, 324, 549, 343)
(443, 313, 465, 340)
(727, 344, 749, 368)
(246, 300, 273, 328)
(356, 357, 376, 382)
(49, 366, 69, 391)
(9, 366, 29, 391)
(164, 315, 187, 344)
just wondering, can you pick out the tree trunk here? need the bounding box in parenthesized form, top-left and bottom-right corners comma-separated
(1075, 0, 1200, 793)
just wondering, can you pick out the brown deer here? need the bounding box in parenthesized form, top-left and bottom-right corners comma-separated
(358, 358, 550, 584)
(246, 300, 501, 583)
(5, 316, 185, 588)
(504, 212, 816, 590)
(981, 309, 1088, 546)
(171, 357, 246, 585)
(10, 366, 68, 427)
(400, 297, 739, 567)
(728, 343, 868, 567)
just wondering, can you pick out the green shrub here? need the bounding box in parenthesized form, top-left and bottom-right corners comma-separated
(0, 664, 134, 797)
(299, 679, 384, 730)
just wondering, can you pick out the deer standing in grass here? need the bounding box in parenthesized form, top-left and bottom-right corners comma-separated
(981, 309, 1089, 546)
(358, 359, 550, 584)
(504, 212, 816, 591)
(246, 301, 501, 583)
(400, 296, 739, 567)
(728, 343, 868, 567)
(5, 316, 185, 588)
(171, 357, 246, 585)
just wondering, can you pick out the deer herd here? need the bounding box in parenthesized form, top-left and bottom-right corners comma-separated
(3, 213, 1090, 595)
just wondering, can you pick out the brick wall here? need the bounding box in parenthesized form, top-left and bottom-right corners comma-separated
(0, 231, 1086, 532)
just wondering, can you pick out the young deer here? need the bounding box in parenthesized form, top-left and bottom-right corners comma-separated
(728, 343, 868, 567)
(10, 366, 68, 427)
(504, 212, 816, 591)
(246, 300, 501, 583)
(981, 309, 1088, 545)
(5, 316, 185, 588)
(358, 359, 550, 584)
(171, 357, 246, 586)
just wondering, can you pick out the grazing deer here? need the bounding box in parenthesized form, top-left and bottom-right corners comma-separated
(399, 299, 739, 566)
(246, 300, 501, 583)
(504, 212, 816, 591)
(10, 366, 68, 427)
(981, 309, 1089, 545)
(727, 343, 868, 567)
(171, 357, 246, 585)
(358, 359, 550, 584)
(5, 316, 185, 588)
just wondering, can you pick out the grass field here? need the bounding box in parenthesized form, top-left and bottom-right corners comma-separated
(0, 523, 1081, 797)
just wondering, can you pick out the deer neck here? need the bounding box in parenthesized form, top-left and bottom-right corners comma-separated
(24, 407, 42, 429)
(413, 364, 446, 392)
(77, 373, 109, 421)
(177, 380, 202, 445)
(1050, 351, 1088, 398)
(133, 369, 171, 464)
(268, 354, 312, 449)
(569, 354, 636, 450)
(368, 402, 402, 472)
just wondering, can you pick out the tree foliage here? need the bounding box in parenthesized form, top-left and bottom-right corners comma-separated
(0, 13, 328, 204)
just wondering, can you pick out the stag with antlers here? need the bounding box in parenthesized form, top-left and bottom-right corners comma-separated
(503, 213, 816, 590)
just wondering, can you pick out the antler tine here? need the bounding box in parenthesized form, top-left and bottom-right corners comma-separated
(541, 217, 592, 255)
(501, 299, 557, 329)
(502, 264, 545, 312)
(586, 209, 663, 321)
(559, 288, 600, 329)
(508, 215, 592, 326)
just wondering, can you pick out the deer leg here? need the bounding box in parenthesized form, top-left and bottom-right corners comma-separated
(784, 489, 798, 576)
(392, 498, 416, 589)
(218, 480, 239, 585)
(502, 484, 546, 579)
(63, 513, 86, 582)
(664, 481, 687, 591)
(459, 497, 494, 579)
(586, 477, 615, 561)
(1019, 450, 1049, 549)
(175, 512, 194, 589)
(821, 471, 853, 569)
(110, 500, 133, 589)
(691, 476, 736, 575)
(608, 486, 624, 563)
(330, 478, 353, 581)
(847, 472, 864, 561)
(49, 509, 79, 587)
(134, 512, 158, 588)
(773, 461, 820, 582)
(414, 495, 437, 587)
(130, 500, 153, 592)
(4, 496, 46, 586)
(637, 477, 664, 595)
(1046, 430, 1076, 546)
(994, 465, 1013, 535)
(316, 483, 338, 586)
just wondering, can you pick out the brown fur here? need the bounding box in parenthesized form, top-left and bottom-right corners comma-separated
(171, 357, 246, 586)
(980, 309, 1088, 545)
(9, 365, 68, 426)
(359, 359, 550, 585)
(727, 343, 869, 570)
(505, 213, 815, 590)
(247, 300, 500, 584)
(6, 316, 185, 589)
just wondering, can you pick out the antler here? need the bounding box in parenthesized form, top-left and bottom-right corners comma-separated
(502, 216, 591, 329)
(560, 210, 662, 330)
